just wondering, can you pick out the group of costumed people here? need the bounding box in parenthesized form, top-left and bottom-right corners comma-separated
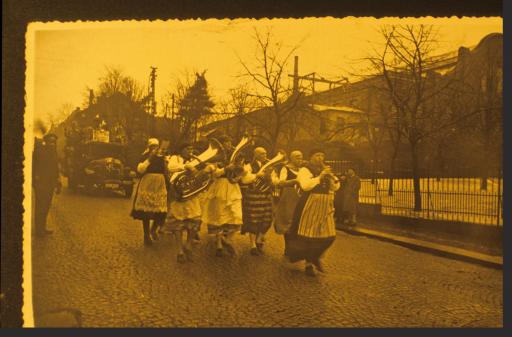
(130, 135, 342, 277)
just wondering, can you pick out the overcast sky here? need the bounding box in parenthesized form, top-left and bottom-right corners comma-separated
(27, 17, 502, 125)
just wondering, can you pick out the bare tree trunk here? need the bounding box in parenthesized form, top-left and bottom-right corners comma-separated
(371, 148, 378, 185)
(480, 139, 489, 191)
(388, 143, 400, 196)
(411, 142, 422, 211)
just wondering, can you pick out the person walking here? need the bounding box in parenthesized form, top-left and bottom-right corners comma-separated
(240, 147, 279, 256)
(343, 168, 361, 227)
(273, 150, 303, 235)
(203, 135, 245, 257)
(284, 149, 340, 277)
(33, 133, 62, 237)
(166, 143, 206, 263)
(130, 138, 169, 246)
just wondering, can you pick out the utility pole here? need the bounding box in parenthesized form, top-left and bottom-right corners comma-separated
(293, 56, 299, 95)
(149, 66, 157, 116)
(171, 93, 175, 120)
(289, 57, 348, 95)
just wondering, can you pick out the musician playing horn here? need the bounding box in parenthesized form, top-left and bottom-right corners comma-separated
(284, 148, 340, 277)
(274, 150, 304, 235)
(166, 142, 206, 264)
(240, 146, 279, 256)
(203, 134, 245, 257)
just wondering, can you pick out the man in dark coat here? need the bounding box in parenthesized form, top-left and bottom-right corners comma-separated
(33, 133, 62, 237)
(342, 168, 361, 226)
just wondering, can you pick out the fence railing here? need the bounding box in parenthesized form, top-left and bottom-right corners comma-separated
(326, 161, 503, 226)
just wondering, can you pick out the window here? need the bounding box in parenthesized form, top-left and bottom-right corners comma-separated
(336, 117, 345, 129)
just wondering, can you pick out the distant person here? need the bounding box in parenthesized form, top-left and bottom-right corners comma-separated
(33, 133, 62, 237)
(343, 168, 361, 227)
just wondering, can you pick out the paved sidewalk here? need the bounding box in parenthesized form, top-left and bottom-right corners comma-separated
(338, 225, 503, 269)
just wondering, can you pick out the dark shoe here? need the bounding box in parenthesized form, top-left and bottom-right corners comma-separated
(250, 247, 260, 256)
(183, 247, 194, 261)
(215, 248, 224, 257)
(177, 253, 187, 264)
(256, 243, 264, 254)
(305, 265, 316, 277)
(222, 241, 236, 256)
(312, 259, 325, 273)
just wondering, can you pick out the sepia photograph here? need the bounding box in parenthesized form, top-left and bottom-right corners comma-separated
(21, 16, 503, 328)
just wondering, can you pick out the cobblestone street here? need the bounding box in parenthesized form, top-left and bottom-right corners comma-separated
(31, 190, 503, 327)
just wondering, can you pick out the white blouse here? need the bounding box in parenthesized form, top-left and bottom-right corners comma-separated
(297, 167, 340, 192)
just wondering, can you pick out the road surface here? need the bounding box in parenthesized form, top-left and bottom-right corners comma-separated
(31, 188, 503, 327)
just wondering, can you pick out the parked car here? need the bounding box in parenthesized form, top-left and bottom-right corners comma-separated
(65, 141, 136, 197)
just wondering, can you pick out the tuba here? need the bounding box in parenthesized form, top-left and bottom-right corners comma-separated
(252, 152, 286, 193)
(170, 141, 223, 201)
(225, 136, 251, 183)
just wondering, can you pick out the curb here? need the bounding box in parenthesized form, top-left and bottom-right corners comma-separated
(337, 226, 503, 269)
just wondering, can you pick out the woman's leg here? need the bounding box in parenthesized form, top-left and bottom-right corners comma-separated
(256, 230, 267, 253)
(249, 233, 259, 255)
(142, 219, 152, 246)
(221, 227, 236, 255)
(150, 219, 160, 241)
(174, 228, 186, 263)
(305, 259, 316, 276)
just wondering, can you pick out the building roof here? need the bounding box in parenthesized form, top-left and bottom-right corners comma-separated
(311, 104, 364, 114)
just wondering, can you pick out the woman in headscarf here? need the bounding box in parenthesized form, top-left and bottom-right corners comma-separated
(274, 150, 303, 235)
(284, 148, 340, 276)
(130, 138, 169, 246)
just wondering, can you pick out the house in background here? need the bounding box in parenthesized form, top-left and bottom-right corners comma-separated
(200, 33, 502, 176)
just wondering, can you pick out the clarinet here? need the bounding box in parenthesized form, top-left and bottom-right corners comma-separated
(320, 162, 339, 189)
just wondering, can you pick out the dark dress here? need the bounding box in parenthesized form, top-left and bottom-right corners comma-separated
(284, 164, 338, 263)
(240, 160, 273, 235)
(342, 175, 361, 216)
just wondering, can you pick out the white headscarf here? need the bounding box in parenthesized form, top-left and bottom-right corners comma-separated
(142, 138, 159, 155)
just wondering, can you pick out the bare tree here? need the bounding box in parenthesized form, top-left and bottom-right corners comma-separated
(97, 66, 145, 102)
(48, 102, 74, 129)
(216, 84, 259, 139)
(367, 25, 457, 211)
(238, 28, 303, 152)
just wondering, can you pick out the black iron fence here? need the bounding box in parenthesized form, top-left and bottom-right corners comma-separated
(326, 161, 503, 226)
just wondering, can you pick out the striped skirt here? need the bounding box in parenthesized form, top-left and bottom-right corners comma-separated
(284, 192, 336, 263)
(241, 186, 273, 235)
